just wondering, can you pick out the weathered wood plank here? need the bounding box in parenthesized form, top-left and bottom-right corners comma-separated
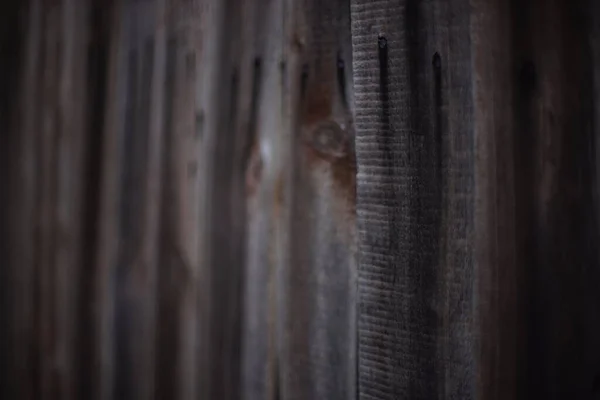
(196, 0, 247, 397)
(2, 2, 92, 399)
(240, 0, 291, 398)
(155, 1, 206, 399)
(0, 2, 25, 399)
(92, 1, 127, 398)
(93, 0, 168, 398)
(1, 1, 36, 399)
(237, 0, 275, 399)
(49, 1, 89, 398)
(473, 0, 600, 398)
(11, 2, 44, 398)
(352, 0, 475, 398)
(110, 0, 168, 398)
(194, 0, 226, 396)
(470, 1, 526, 398)
(76, 1, 112, 398)
(279, 0, 357, 399)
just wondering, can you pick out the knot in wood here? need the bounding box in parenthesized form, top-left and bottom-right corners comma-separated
(308, 121, 348, 158)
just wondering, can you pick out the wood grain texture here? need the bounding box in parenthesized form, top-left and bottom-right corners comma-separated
(470, 0, 522, 397)
(197, 0, 246, 397)
(4, 1, 41, 398)
(95, 1, 167, 398)
(193, 0, 223, 397)
(0, 2, 25, 398)
(352, 0, 475, 398)
(155, 1, 205, 399)
(280, 0, 358, 399)
(3, 1, 91, 399)
(93, 2, 126, 398)
(473, 0, 600, 398)
(77, 1, 112, 398)
(2, 1, 600, 399)
(353, 0, 600, 399)
(239, 1, 281, 399)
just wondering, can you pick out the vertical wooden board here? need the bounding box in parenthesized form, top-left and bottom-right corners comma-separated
(240, 0, 287, 399)
(1, 1, 91, 398)
(195, 0, 247, 397)
(93, 1, 125, 398)
(472, 0, 600, 398)
(93, 0, 167, 398)
(211, 1, 244, 397)
(155, 1, 205, 399)
(281, 0, 357, 399)
(56, 1, 90, 398)
(469, 1, 521, 398)
(40, 1, 90, 398)
(0, 1, 25, 398)
(243, 1, 308, 399)
(76, 1, 112, 398)
(194, 0, 227, 396)
(10, 1, 43, 399)
(179, 5, 211, 398)
(92, 1, 136, 399)
(208, 0, 261, 395)
(428, 1, 476, 398)
(37, 5, 64, 396)
(352, 0, 475, 398)
(120, 0, 167, 398)
(510, 0, 599, 397)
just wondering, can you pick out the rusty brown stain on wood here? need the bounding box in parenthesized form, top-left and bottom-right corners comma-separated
(302, 121, 356, 213)
(301, 82, 333, 126)
(299, 68, 355, 215)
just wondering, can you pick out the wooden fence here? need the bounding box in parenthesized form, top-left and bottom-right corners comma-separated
(1, 0, 600, 399)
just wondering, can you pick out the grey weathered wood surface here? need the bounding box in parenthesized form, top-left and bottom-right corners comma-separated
(352, 0, 474, 398)
(1, 0, 600, 400)
(353, 0, 600, 399)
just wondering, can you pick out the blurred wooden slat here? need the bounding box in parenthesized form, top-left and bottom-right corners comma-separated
(4, 1, 40, 399)
(470, 1, 523, 398)
(280, 0, 357, 399)
(94, 0, 168, 398)
(353, 0, 600, 399)
(3, 2, 92, 399)
(237, 0, 269, 398)
(240, 0, 285, 398)
(93, 1, 125, 398)
(76, 1, 112, 399)
(0, 2, 25, 398)
(101, 0, 167, 398)
(133, 0, 167, 397)
(195, 0, 246, 398)
(47, 1, 89, 398)
(155, 1, 206, 399)
(13, 2, 46, 399)
(472, 0, 600, 398)
(193, 0, 225, 397)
